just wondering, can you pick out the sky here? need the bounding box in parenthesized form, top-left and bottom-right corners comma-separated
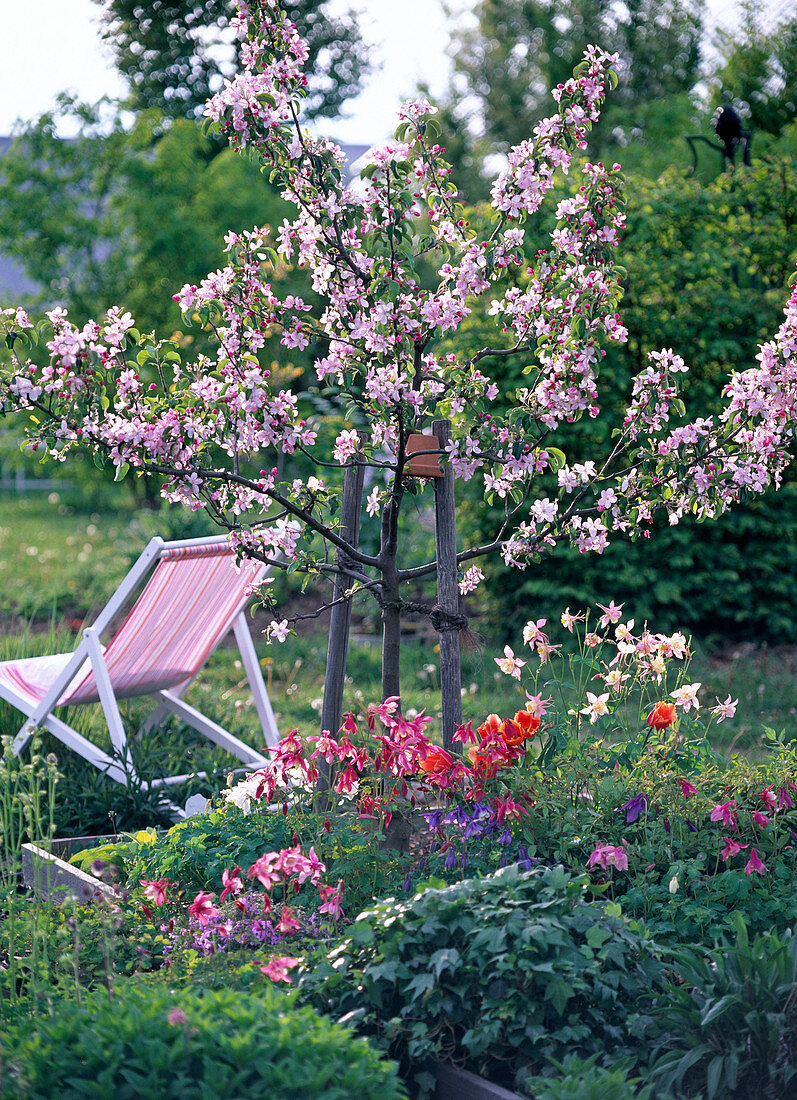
(0, 0, 793, 143)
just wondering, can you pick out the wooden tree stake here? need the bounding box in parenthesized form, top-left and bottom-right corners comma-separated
(318, 430, 366, 790)
(432, 419, 463, 752)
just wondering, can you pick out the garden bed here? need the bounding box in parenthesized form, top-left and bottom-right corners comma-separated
(21, 834, 119, 901)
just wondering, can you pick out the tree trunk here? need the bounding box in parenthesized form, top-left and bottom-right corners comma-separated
(380, 564, 402, 702)
(379, 491, 402, 704)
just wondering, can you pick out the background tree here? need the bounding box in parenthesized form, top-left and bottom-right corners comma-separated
(0, 99, 290, 333)
(435, 0, 706, 200)
(93, 0, 372, 120)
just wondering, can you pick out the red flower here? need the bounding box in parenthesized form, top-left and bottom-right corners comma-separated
(647, 701, 677, 730)
(477, 713, 504, 739)
(721, 837, 749, 861)
(418, 747, 453, 775)
(502, 710, 540, 747)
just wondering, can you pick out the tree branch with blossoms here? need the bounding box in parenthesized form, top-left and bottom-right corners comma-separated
(2, 0, 797, 728)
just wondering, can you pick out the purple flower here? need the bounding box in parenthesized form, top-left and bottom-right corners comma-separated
(687, 820, 698, 832)
(402, 872, 413, 893)
(499, 852, 509, 868)
(444, 848, 457, 870)
(423, 809, 445, 830)
(621, 793, 650, 824)
(516, 845, 536, 871)
(498, 827, 512, 846)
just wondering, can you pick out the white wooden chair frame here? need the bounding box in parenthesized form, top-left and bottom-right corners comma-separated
(1, 536, 279, 809)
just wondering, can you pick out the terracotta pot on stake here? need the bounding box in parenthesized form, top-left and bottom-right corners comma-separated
(405, 433, 443, 479)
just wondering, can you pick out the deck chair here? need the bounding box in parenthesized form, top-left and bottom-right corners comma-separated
(0, 535, 279, 811)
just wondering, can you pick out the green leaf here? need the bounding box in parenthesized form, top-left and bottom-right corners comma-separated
(547, 447, 566, 473)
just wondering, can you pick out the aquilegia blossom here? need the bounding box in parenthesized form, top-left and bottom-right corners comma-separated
(587, 842, 628, 871)
(744, 848, 768, 875)
(710, 799, 738, 830)
(621, 793, 650, 824)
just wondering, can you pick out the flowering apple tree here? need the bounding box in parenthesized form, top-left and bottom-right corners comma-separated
(2, 0, 797, 729)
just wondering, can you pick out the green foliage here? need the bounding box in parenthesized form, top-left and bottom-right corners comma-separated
(122, 803, 294, 889)
(0, 101, 289, 337)
(94, 0, 372, 121)
(110, 799, 413, 916)
(464, 158, 797, 642)
(517, 1053, 656, 1100)
(0, 981, 406, 1099)
(299, 864, 663, 1095)
(648, 917, 797, 1099)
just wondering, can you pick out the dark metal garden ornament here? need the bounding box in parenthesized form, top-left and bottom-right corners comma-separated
(686, 104, 752, 174)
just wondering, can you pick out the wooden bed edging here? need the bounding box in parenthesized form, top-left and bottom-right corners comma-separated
(21, 835, 120, 902)
(432, 1061, 524, 1100)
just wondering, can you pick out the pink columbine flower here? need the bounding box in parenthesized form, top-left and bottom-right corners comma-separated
(248, 852, 281, 890)
(744, 848, 768, 875)
(492, 794, 530, 823)
(189, 891, 220, 926)
(752, 811, 770, 829)
(495, 645, 526, 679)
(758, 786, 777, 811)
(587, 842, 628, 872)
(721, 837, 749, 861)
(167, 1007, 189, 1026)
(711, 695, 738, 722)
(277, 906, 301, 934)
(295, 845, 326, 885)
(318, 881, 344, 919)
(560, 607, 585, 632)
(676, 778, 697, 798)
(140, 877, 171, 906)
(220, 866, 244, 902)
(261, 956, 302, 983)
(778, 786, 794, 810)
(524, 692, 552, 719)
(670, 683, 701, 713)
(580, 691, 610, 723)
(596, 600, 624, 628)
(710, 799, 738, 830)
(522, 617, 548, 646)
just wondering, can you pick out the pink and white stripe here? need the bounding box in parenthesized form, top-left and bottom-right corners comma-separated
(0, 545, 265, 707)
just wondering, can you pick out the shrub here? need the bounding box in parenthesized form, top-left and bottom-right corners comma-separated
(299, 864, 663, 1097)
(648, 917, 797, 1100)
(0, 981, 406, 1100)
(516, 1053, 657, 1100)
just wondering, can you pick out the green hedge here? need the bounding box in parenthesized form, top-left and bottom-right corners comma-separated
(0, 982, 406, 1100)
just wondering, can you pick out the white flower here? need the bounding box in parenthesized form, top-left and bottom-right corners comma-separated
(580, 691, 610, 723)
